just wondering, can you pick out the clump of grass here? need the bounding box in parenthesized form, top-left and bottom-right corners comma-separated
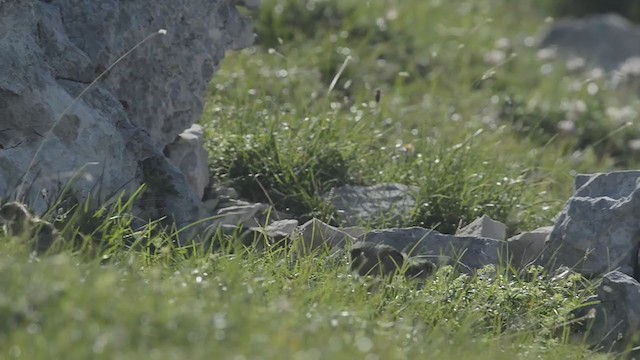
(208, 115, 353, 223)
(403, 132, 532, 234)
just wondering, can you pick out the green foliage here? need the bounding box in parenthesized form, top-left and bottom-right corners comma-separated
(208, 116, 353, 223)
(0, 235, 602, 359)
(406, 132, 530, 234)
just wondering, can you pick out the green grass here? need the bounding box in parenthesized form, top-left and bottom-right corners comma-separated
(0, 238, 604, 359)
(4, 0, 640, 358)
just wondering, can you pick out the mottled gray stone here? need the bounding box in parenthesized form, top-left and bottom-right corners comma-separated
(540, 14, 640, 72)
(0, 0, 254, 242)
(507, 226, 551, 269)
(295, 218, 356, 254)
(574, 271, 640, 353)
(456, 215, 507, 241)
(164, 124, 210, 200)
(355, 227, 505, 273)
(324, 183, 418, 227)
(539, 171, 640, 277)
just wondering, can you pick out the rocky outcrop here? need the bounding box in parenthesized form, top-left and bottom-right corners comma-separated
(538, 171, 640, 277)
(0, 0, 253, 242)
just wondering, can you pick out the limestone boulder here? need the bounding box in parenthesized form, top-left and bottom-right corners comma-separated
(0, 0, 254, 242)
(539, 171, 640, 277)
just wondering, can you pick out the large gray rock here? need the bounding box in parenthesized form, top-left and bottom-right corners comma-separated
(53, 0, 253, 148)
(0, 1, 253, 242)
(539, 171, 640, 277)
(164, 124, 210, 200)
(324, 183, 418, 227)
(355, 227, 505, 272)
(574, 271, 640, 353)
(540, 14, 640, 72)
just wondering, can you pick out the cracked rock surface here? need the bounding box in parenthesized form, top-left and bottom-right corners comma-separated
(0, 0, 253, 242)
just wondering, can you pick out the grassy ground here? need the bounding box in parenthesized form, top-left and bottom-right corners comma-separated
(2, 0, 639, 358)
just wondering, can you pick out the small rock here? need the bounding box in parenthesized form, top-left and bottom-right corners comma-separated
(296, 218, 356, 254)
(356, 227, 505, 273)
(539, 171, 640, 277)
(456, 215, 507, 241)
(573, 271, 640, 353)
(324, 183, 418, 227)
(164, 124, 210, 200)
(507, 226, 551, 269)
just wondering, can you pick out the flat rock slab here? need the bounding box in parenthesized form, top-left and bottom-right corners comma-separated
(355, 227, 505, 272)
(295, 218, 356, 254)
(574, 271, 640, 352)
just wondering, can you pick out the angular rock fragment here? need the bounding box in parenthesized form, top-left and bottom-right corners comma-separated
(456, 214, 507, 241)
(539, 171, 640, 277)
(507, 226, 551, 269)
(295, 218, 356, 254)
